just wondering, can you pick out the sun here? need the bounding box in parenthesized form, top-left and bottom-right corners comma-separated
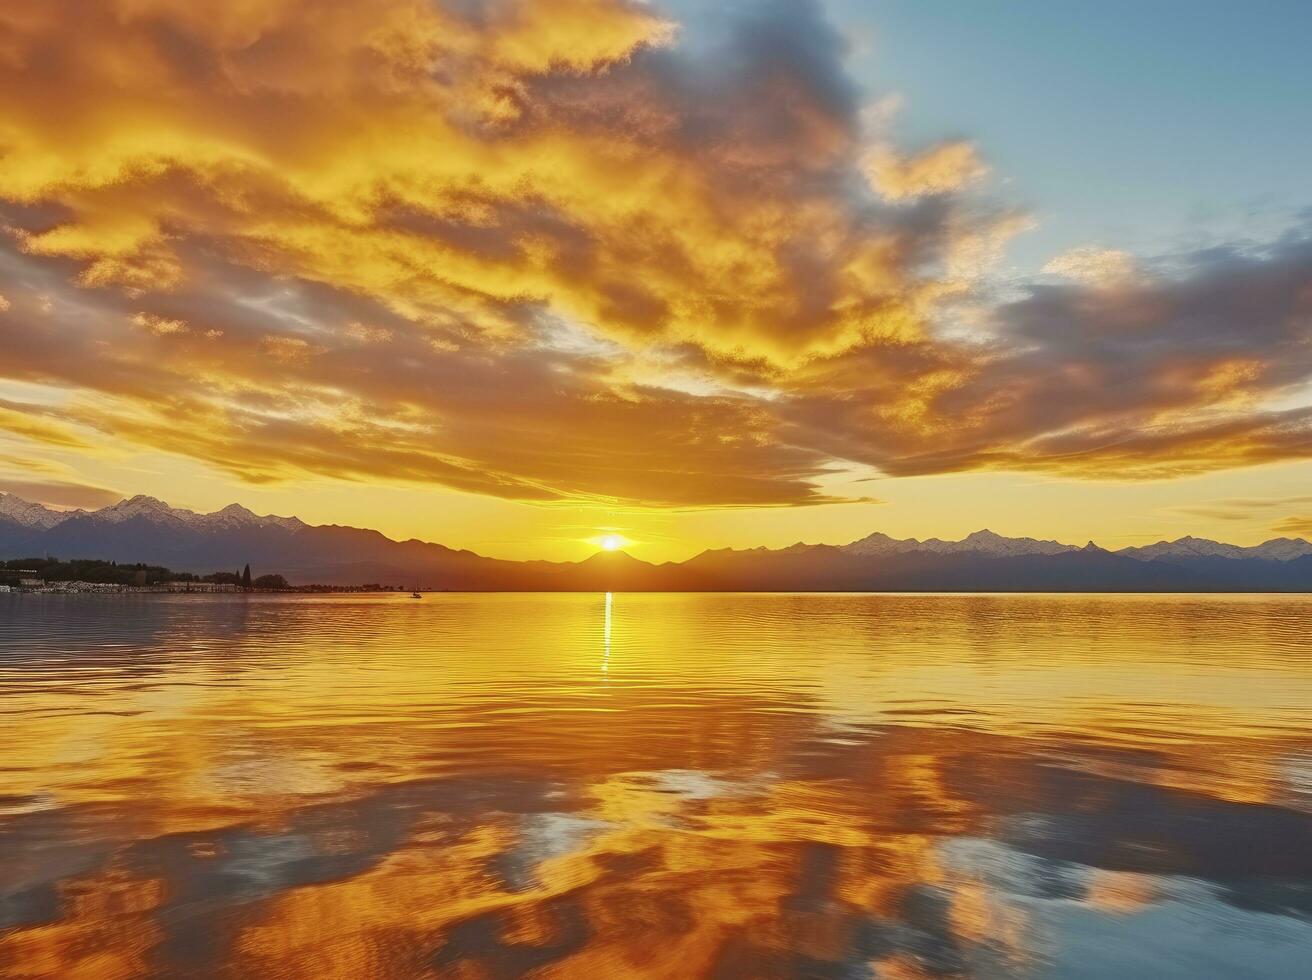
(587, 531, 633, 552)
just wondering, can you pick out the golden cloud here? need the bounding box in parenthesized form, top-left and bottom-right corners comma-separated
(0, 0, 974, 367)
(0, 477, 122, 509)
(1272, 516, 1312, 537)
(0, 401, 92, 451)
(864, 141, 988, 202)
(1042, 246, 1138, 287)
(131, 312, 189, 336)
(0, 0, 1309, 508)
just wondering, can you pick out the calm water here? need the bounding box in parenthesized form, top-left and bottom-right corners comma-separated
(1, 593, 1310, 979)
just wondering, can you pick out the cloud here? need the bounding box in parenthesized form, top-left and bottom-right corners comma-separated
(793, 230, 1312, 481)
(1042, 246, 1138, 286)
(865, 141, 988, 201)
(131, 312, 189, 336)
(344, 323, 394, 345)
(0, 399, 92, 450)
(0, 0, 1308, 510)
(0, 479, 122, 510)
(0, 0, 998, 368)
(0, 240, 839, 506)
(1170, 495, 1312, 523)
(1272, 516, 1312, 537)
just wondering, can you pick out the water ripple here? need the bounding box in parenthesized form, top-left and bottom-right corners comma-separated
(1, 592, 1310, 978)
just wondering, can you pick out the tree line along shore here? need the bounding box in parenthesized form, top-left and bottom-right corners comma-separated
(0, 558, 397, 594)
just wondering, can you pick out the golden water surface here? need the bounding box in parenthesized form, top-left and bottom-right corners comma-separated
(1, 592, 1310, 978)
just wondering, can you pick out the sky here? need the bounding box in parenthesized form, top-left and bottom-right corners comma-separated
(0, 0, 1310, 562)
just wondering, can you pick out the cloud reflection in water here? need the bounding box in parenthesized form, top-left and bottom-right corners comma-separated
(0, 592, 1309, 978)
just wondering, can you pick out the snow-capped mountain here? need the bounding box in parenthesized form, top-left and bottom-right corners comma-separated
(0, 493, 305, 535)
(840, 528, 1312, 563)
(0, 491, 68, 530)
(1118, 535, 1312, 563)
(92, 494, 200, 526)
(1249, 538, 1312, 561)
(200, 503, 305, 532)
(842, 528, 1079, 558)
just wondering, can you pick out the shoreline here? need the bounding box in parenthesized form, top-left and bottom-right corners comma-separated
(5, 588, 1311, 597)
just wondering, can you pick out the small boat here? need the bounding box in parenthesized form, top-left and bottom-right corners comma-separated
(410, 591, 422, 599)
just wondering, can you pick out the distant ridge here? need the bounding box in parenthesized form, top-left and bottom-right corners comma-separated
(1116, 534, 1312, 563)
(842, 528, 1079, 559)
(3, 491, 1312, 592)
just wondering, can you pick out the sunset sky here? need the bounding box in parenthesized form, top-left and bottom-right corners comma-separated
(1, 0, 1311, 561)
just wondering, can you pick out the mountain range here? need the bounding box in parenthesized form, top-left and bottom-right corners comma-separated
(4, 491, 1312, 592)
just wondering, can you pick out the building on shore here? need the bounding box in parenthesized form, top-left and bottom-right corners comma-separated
(161, 581, 240, 593)
(47, 581, 124, 593)
(14, 580, 244, 594)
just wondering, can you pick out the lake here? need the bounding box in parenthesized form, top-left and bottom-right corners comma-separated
(1, 592, 1309, 978)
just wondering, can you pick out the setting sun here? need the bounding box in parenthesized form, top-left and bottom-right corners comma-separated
(599, 534, 625, 552)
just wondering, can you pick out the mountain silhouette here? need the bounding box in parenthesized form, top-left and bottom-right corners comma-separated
(3, 491, 1312, 592)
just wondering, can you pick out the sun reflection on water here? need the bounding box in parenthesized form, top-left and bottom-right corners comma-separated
(603, 591, 612, 674)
